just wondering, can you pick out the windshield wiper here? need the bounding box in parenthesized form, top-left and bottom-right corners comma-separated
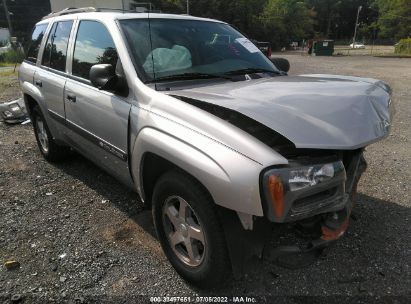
(223, 68, 286, 76)
(151, 72, 231, 83)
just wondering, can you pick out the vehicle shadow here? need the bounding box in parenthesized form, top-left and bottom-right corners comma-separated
(55, 152, 410, 296)
(55, 152, 158, 239)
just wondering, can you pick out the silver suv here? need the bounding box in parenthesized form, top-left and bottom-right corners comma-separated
(19, 8, 393, 287)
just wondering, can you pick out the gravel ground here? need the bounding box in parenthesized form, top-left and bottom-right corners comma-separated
(0, 56, 410, 303)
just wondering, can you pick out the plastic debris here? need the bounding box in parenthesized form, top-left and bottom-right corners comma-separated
(4, 260, 20, 270)
(0, 98, 27, 124)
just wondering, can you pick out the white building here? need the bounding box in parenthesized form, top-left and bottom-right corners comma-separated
(49, 0, 133, 12)
(0, 28, 10, 43)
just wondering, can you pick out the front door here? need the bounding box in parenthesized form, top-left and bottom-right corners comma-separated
(63, 20, 132, 186)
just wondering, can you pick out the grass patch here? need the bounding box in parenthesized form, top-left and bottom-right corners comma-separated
(0, 70, 18, 77)
(395, 38, 411, 55)
(0, 62, 16, 67)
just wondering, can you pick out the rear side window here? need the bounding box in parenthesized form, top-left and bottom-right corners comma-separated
(26, 23, 48, 63)
(42, 21, 73, 72)
(72, 21, 118, 80)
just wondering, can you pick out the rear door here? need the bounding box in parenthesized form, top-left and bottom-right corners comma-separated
(34, 20, 73, 121)
(20, 23, 49, 87)
(64, 20, 132, 185)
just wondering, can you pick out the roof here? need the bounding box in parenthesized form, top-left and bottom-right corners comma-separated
(40, 7, 224, 24)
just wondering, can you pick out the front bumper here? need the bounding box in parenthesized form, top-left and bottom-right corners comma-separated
(0, 98, 27, 124)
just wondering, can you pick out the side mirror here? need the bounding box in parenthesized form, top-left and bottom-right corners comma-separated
(90, 64, 117, 90)
(270, 57, 290, 73)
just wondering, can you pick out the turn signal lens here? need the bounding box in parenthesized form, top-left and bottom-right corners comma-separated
(268, 175, 284, 218)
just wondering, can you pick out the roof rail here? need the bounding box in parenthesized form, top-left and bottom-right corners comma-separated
(42, 7, 97, 20)
(41, 7, 139, 20)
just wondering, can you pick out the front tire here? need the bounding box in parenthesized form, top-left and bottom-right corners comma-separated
(152, 171, 231, 288)
(32, 105, 69, 162)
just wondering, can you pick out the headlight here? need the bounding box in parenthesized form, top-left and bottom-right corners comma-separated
(263, 161, 346, 220)
(10, 105, 21, 113)
(289, 163, 336, 191)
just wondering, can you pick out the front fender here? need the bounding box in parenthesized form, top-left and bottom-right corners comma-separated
(131, 127, 266, 216)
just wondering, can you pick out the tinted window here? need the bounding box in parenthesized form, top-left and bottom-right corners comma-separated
(26, 23, 48, 63)
(72, 21, 118, 79)
(42, 21, 73, 71)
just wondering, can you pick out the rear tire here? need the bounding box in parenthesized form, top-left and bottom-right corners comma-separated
(32, 105, 69, 162)
(152, 171, 231, 288)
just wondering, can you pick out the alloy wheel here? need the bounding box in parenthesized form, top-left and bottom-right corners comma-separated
(162, 196, 206, 267)
(36, 117, 49, 153)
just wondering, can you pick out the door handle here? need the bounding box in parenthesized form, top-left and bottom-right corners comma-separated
(67, 93, 76, 103)
(35, 80, 42, 87)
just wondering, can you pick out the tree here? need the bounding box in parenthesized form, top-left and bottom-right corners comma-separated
(259, 0, 314, 48)
(374, 0, 411, 40)
(0, 0, 51, 42)
(306, 0, 342, 37)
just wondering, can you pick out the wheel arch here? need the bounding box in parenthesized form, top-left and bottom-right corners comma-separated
(131, 127, 232, 210)
(140, 152, 215, 208)
(23, 93, 40, 118)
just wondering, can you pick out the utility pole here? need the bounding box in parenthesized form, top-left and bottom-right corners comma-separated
(186, 0, 189, 15)
(1, 0, 13, 37)
(352, 5, 362, 47)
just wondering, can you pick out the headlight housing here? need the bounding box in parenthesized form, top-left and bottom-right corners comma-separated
(262, 161, 346, 222)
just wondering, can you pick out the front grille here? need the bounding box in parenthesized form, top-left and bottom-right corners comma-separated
(293, 187, 339, 213)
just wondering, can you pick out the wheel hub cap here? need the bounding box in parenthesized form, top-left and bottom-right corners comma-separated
(162, 196, 206, 267)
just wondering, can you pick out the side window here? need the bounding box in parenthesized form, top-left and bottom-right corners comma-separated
(72, 21, 118, 80)
(26, 23, 48, 63)
(42, 21, 73, 72)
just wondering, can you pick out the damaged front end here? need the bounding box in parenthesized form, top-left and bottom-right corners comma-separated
(262, 149, 367, 268)
(168, 74, 392, 274)
(219, 149, 367, 276)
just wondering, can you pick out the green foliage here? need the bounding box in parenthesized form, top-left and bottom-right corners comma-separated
(0, 0, 51, 43)
(374, 0, 411, 40)
(134, 0, 392, 48)
(259, 0, 314, 48)
(395, 38, 411, 54)
(0, 49, 25, 64)
(1, 0, 407, 53)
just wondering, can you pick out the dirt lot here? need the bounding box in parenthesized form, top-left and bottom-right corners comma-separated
(1, 56, 410, 303)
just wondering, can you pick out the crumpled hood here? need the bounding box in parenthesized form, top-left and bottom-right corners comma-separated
(170, 74, 393, 150)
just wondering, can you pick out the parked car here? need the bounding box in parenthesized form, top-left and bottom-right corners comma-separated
(19, 8, 393, 288)
(350, 42, 366, 49)
(252, 40, 272, 57)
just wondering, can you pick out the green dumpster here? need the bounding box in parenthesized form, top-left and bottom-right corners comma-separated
(313, 40, 334, 56)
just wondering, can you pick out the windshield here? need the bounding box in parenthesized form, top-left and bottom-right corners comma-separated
(119, 18, 278, 83)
